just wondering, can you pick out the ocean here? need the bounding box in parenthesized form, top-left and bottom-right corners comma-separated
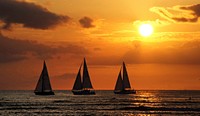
(0, 90, 199, 115)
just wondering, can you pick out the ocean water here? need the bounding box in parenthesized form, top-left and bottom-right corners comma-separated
(0, 90, 200, 116)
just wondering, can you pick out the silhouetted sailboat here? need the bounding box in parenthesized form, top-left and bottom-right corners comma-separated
(114, 62, 136, 94)
(34, 61, 54, 95)
(72, 58, 95, 95)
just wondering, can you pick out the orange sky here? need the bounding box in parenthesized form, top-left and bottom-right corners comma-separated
(0, 0, 200, 90)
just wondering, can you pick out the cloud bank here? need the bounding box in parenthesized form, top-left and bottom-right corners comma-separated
(122, 40, 200, 64)
(88, 39, 200, 65)
(0, 34, 87, 63)
(0, 0, 70, 30)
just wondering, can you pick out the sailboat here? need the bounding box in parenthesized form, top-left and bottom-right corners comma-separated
(72, 58, 95, 95)
(34, 61, 54, 95)
(114, 62, 136, 94)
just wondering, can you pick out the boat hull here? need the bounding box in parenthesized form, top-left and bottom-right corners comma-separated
(34, 91, 55, 95)
(114, 90, 136, 94)
(72, 90, 95, 95)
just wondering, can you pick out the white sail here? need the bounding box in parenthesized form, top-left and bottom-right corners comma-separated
(35, 61, 53, 92)
(72, 64, 82, 90)
(122, 62, 131, 89)
(82, 58, 93, 89)
(114, 69, 123, 91)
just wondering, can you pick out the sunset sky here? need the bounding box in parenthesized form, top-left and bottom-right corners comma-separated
(0, 0, 200, 90)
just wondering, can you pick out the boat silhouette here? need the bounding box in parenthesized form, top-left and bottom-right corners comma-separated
(34, 61, 54, 95)
(114, 62, 136, 94)
(72, 58, 95, 95)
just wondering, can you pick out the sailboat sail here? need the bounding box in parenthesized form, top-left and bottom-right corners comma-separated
(122, 62, 131, 89)
(72, 64, 82, 90)
(72, 58, 95, 95)
(114, 62, 136, 94)
(35, 73, 43, 92)
(35, 61, 53, 92)
(114, 69, 123, 91)
(82, 58, 93, 89)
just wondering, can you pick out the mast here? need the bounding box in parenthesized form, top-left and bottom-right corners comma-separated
(82, 58, 93, 89)
(72, 64, 83, 90)
(42, 68, 44, 92)
(114, 68, 123, 91)
(122, 62, 131, 89)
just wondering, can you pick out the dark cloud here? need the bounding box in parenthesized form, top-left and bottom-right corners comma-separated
(94, 47, 101, 51)
(51, 73, 76, 89)
(179, 4, 200, 16)
(0, 33, 87, 63)
(150, 4, 200, 23)
(53, 73, 76, 79)
(79, 17, 95, 28)
(0, 0, 70, 30)
(172, 17, 198, 22)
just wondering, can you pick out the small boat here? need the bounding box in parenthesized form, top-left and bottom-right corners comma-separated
(114, 62, 136, 94)
(34, 61, 54, 95)
(72, 58, 95, 95)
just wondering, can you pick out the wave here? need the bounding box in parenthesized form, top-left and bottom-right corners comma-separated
(119, 105, 200, 111)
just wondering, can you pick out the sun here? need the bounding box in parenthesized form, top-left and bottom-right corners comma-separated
(139, 24, 154, 37)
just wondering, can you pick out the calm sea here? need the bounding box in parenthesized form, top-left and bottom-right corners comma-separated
(0, 90, 200, 115)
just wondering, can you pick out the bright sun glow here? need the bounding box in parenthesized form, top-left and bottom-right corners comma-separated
(139, 24, 154, 37)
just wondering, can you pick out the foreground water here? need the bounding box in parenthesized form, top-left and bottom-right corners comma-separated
(0, 90, 200, 115)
